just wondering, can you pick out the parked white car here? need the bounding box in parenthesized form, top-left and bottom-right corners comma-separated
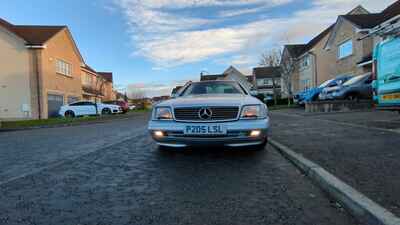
(148, 81, 270, 150)
(59, 101, 122, 117)
(129, 105, 137, 110)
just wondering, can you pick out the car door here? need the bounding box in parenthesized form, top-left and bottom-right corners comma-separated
(81, 101, 97, 115)
(68, 101, 85, 116)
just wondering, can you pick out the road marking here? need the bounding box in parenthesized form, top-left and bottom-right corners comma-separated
(270, 139, 400, 225)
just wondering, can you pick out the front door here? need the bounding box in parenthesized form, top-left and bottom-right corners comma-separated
(47, 94, 64, 118)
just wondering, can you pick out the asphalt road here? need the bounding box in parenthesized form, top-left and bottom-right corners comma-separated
(0, 113, 358, 225)
(270, 108, 400, 217)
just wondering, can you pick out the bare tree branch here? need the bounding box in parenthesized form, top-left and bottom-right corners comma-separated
(280, 50, 296, 105)
(259, 48, 281, 67)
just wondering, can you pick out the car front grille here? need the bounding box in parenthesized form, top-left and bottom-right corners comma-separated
(174, 107, 239, 122)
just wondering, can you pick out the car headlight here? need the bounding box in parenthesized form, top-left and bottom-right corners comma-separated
(240, 105, 267, 119)
(153, 107, 173, 120)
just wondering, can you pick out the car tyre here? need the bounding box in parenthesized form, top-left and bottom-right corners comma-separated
(64, 110, 75, 118)
(102, 108, 112, 115)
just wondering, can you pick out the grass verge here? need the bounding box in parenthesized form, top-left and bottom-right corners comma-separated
(0, 109, 151, 129)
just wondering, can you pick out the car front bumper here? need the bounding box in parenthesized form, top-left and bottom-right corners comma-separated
(148, 118, 269, 148)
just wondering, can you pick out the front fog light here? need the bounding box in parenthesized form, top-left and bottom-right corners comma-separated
(154, 131, 164, 137)
(250, 130, 261, 137)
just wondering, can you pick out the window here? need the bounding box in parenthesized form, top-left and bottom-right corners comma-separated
(338, 40, 353, 59)
(257, 78, 273, 86)
(56, 59, 72, 76)
(263, 79, 273, 86)
(182, 81, 243, 96)
(70, 101, 94, 106)
(300, 55, 310, 69)
(300, 79, 311, 90)
(83, 73, 93, 85)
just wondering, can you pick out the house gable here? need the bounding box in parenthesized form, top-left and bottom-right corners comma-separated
(325, 16, 360, 50)
(347, 5, 369, 15)
(40, 28, 84, 103)
(45, 27, 84, 64)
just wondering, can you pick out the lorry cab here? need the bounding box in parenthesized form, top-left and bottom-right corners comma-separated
(372, 37, 400, 110)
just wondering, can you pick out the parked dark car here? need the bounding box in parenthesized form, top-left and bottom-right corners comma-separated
(294, 75, 352, 104)
(103, 100, 129, 113)
(327, 73, 373, 101)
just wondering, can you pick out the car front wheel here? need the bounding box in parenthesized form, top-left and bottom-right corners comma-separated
(65, 110, 75, 118)
(101, 108, 112, 115)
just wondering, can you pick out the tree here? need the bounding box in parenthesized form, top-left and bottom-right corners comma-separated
(259, 48, 281, 67)
(259, 48, 282, 105)
(280, 49, 296, 106)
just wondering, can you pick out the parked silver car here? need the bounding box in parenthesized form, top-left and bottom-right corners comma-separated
(330, 73, 373, 100)
(148, 81, 269, 150)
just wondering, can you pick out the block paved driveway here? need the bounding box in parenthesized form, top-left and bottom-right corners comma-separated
(0, 112, 358, 225)
(270, 108, 400, 217)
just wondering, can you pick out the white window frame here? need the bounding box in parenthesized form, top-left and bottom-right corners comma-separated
(56, 59, 72, 77)
(338, 39, 353, 59)
(300, 55, 310, 69)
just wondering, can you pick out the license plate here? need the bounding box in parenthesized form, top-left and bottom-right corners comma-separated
(184, 125, 227, 135)
(382, 93, 400, 100)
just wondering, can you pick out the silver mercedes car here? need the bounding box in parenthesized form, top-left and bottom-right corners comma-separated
(148, 80, 270, 150)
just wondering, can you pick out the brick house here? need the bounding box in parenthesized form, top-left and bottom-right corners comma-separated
(81, 64, 102, 102)
(97, 72, 116, 101)
(280, 44, 307, 95)
(0, 18, 84, 119)
(81, 66, 115, 102)
(0, 17, 116, 120)
(283, 2, 400, 96)
(252, 66, 281, 100)
(281, 6, 370, 96)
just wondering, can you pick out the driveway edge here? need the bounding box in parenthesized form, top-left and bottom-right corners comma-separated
(269, 138, 400, 225)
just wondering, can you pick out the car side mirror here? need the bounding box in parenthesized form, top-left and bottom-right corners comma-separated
(371, 80, 377, 89)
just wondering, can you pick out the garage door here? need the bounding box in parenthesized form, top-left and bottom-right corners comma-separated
(47, 94, 64, 118)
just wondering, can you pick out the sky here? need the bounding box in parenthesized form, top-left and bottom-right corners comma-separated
(1, 0, 397, 97)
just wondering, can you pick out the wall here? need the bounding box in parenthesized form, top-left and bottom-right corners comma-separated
(0, 27, 34, 120)
(298, 54, 313, 90)
(309, 32, 336, 86)
(103, 81, 115, 101)
(39, 29, 83, 118)
(328, 19, 373, 79)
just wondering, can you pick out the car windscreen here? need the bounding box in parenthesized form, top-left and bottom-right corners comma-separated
(343, 74, 368, 86)
(319, 79, 334, 88)
(181, 82, 243, 96)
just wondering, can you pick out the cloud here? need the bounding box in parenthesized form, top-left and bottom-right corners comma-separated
(218, 0, 293, 17)
(115, 0, 397, 68)
(119, 0, 289, 9)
